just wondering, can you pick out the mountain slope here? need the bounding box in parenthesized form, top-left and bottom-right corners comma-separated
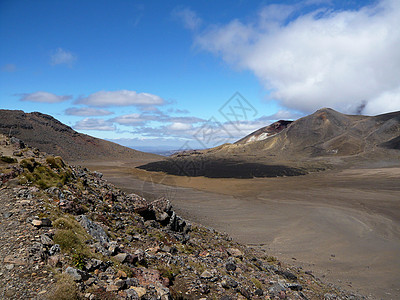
(235, 120, 293, 144)
(139, 108, 400, 177)
(0, 109, 160, 162)
(211, 108, 400, 159)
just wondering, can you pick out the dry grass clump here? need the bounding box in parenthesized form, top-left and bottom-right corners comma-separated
(0, 156, 17, 163)
(47, 273, 81, 300)
(19, 157, 72, 189)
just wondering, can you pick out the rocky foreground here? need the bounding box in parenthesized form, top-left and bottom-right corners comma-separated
(0, 134, 364, 299)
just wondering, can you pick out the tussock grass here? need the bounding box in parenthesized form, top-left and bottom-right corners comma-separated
(47, 273, 81, 300)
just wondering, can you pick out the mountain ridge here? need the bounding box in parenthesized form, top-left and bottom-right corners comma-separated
(139, 108, 400, 178)
(0, 109, 160, 163)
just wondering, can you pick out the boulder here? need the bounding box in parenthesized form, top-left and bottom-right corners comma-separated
(65, 266, 90, 282)
(76, 215, 109, 245)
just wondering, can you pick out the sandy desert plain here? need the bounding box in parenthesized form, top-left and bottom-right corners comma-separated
(77, 158, 400, 300)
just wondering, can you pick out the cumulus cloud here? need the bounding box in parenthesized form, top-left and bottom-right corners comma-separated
(111, 113, 155, 126)
(65, 107, 113, 116)
(173, 7, 202, 30)
(196, 0, 400, 115)
(76, 90, 165, 107)
(169, 122, 192, 131)
(74, 118, 115, 131)
(50, 48, 76, 66)
(17, 91, 72, 103)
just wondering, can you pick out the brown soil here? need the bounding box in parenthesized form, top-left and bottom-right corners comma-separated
(80, 159, 400, 300)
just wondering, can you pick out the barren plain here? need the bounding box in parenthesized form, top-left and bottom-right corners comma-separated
(80, 159, 400, 299)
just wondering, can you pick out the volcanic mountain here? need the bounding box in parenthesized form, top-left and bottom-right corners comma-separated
(138, 108, 400, 178)
(0, 109, 160, 163)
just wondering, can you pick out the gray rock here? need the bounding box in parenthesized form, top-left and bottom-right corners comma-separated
(49, 244, 61, 256)
(277, 270, 297, 281)
(40, 218, 52, 227)
(125, 278, 139, 288)
(115, 279, 126, 290)
(3, 212, 13, 218)
(65, 266, 90, 281)
(221, 276, 238, 289)
(93, 171, 103, 178)
(40, 234, 54, 246)
(126, 288, 139, 300)
(200, 270, 213, 279)
(76, 215, 109, 245)
(114, 253, 129, 263)
(288, 283, 303, 291)
(85, 258, 105, 272)
(237, 287, 251, 299)
(269, 282, 286, 295)
(225, 262, 236, 271)
(108, 241, 119, 255)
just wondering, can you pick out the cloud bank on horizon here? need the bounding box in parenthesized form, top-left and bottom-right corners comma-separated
(193, 0, 400, 115)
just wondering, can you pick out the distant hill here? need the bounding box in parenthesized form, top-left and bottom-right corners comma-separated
(0, 109, 161, 162)
(139, 108, 400, 177)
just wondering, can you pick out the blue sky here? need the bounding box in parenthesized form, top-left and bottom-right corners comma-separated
(1, 0, 399, 151)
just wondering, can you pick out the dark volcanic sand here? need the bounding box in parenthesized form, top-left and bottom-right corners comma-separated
(137, 158, 306, 178)
(81, 160, 400, 299)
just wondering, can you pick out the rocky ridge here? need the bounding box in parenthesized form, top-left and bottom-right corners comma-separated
(0, 134, 364, 299)
(0, 109, 160, 162)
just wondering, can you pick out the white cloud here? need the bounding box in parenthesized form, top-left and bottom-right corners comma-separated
(17, 91, 71, 103)
(111, 113, 153, 126)
(169, 122, 192, 131)
(65, 107, 113, 116)
(196, 0, 400, 115)
(173, 7, 202, 30)
(50, 48, 76, 66)
(76, 90, 165, 107)
(74, 118, 115, 131)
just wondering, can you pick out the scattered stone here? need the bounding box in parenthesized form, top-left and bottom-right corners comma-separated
(255, 288, 263, 296)
(76, 215, 109, 245)
(126, 288, 139, 300)
(227, 248, 243, 258)
(3, 212, 13, 218)
(131, 286, 147, 298)
(106, 284, 119, 292)
(114, 253, 128, 263)
(221, 276, 238, 289)
(40, 234, 54, 246)
(48, 255, 62, 268)
(269, 282, 287, 294)
(277, 270, 297, 281)
(40, 218, 52, 227)
(288, 283, 303, 291)
(200, 270, 213, 279)
(116, 269, 127, 279)
(225, 262, 236, 271)
(31, 219, 42, 227)
(65, 267, 89, 282)
(49, 244, 61, 256)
